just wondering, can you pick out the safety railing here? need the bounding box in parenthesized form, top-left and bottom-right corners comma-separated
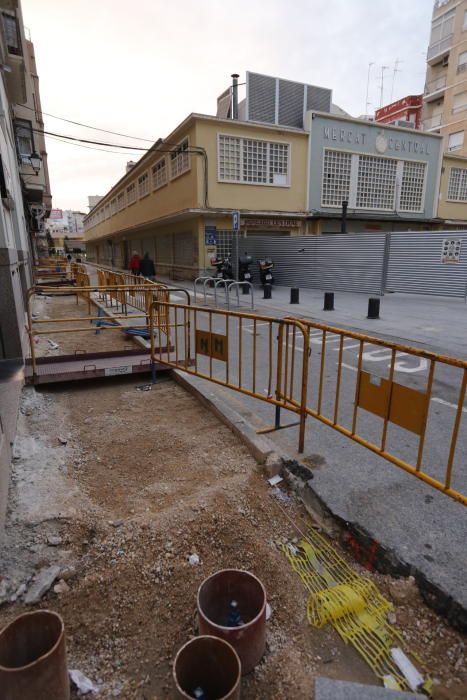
(26, 283, 182, 378)
(296, 320, 467, 506)
(149, 300, 310, 451)
(148, 300, 467, 505)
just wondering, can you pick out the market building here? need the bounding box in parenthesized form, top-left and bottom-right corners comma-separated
(85, 72, 448, 278)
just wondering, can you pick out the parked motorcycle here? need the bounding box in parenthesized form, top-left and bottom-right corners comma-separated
(258, 257, 274, 287)
(210, 254, 233, 281)
(239, 254, 253, 284)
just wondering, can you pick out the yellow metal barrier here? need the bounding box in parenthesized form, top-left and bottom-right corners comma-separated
(148, 300, 466, 505)
(292, 320, 467, 506)
(149, 299, 310, 452)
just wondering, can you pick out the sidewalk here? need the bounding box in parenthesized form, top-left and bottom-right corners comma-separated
(161, 276, 467, 358)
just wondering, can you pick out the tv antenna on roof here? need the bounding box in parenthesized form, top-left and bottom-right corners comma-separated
(390, 58, 403, 103)
(378, 65, 389, 108)
(365, 62, 374, 116)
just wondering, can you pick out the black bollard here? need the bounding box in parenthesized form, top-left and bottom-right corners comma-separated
(263, 283, 272, 299)
(367, 298, 380, 319)
(323, 292, 334, 311)
(290, 287, 299, 304)
(242, 282, 250, 295)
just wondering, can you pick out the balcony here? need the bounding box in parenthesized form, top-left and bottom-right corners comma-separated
(423, 114, 442, 131)
(424, 74, 447, 101)
(427, 34, 453, 64)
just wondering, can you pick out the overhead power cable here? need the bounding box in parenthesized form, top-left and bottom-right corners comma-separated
(46, 133, 144, 156)
(18, 103, 154, 142)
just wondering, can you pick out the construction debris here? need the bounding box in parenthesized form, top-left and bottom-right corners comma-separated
(69, 669, 99, 695)
(24, 565, 61, 605)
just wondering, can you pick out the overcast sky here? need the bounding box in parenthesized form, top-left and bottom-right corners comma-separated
(21, 0, 433, 213)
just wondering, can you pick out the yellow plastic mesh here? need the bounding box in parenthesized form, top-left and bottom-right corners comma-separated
(283, 528, 431, 694)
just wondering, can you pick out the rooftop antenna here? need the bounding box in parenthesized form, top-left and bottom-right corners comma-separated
(365, 62, 374, 115)
(378, 65, 389, 108)
(390, 58, 402, 103)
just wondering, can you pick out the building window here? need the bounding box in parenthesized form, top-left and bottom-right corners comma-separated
(464, 10, 467, 31)
(321, 149, 426, 213)
(126, 182, 136, 204)
(218, 134, 290, 186)
(447, 167, 467, 201)
(448, 131, 464, 151)
(14, 119, 34, 158)
(453, 91, 467, 114)
(138, 172, 149, 197)
(104, 204, 110, 219)
(170, 139, 190, 179)
(2, 13, 21, 55)
(117, 191, 125, 210)
(322, 150, 352, 206)
(399, 161, 426, 212)
(110, 198, 117, 215)
(152, 159, 167, 189)
(356, 154, 397, 210)
(458, 50, 467, 74)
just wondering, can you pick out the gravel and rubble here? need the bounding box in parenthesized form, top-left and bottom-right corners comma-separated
(0, 376, 465, 699)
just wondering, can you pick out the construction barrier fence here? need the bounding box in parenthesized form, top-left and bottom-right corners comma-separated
(149, 300, 467, 506)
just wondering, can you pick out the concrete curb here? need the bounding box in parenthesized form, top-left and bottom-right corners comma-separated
(172, 368, 467, 633)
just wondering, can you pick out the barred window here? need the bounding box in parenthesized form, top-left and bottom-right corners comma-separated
(138, 172, 149, 198)
(110, 198, 117, 215)
(243, 139, 268, 183)
(399, 161, 426, 211)
(117, 191, 125, 210)
(218, 134, 290, 185)
(219, 135, 241, 181)
(322, 150, 352, 206)
(127, 182, 136, 205)
(152, 158, 167, 189)
(356, 155, 397, 210)
(170, 139, 190, 179)
(104, 204, 110, 219)
(447, 167, 467, 201)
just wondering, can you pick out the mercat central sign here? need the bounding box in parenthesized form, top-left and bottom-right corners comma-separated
(323, 126, 431, 156)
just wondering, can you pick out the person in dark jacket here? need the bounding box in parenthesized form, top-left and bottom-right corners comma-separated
(139, 252, 156, 280)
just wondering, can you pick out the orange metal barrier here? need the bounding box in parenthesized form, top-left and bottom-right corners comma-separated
(149, 299, 310, 452)
(149, 300, 466, 505)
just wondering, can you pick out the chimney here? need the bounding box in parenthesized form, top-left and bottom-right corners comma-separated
(126, 160, 136, 173)
(231, 73, 239, 120)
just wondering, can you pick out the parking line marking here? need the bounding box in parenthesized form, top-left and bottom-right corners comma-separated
(431, 397, 467, 414)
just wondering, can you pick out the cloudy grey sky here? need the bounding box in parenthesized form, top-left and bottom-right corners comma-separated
(21, 0, 433, 212)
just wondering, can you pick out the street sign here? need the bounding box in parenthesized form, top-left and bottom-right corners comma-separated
(195, 330, 228, 362)
(232, 211, 240, 231)
(205, 225, 217, 245)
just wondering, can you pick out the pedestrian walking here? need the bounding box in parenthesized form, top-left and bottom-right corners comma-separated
(139, 252, 156, 280)
(129, 250, 141, 275)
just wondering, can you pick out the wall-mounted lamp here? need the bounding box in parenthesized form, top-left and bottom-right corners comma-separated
(28, 151, 42, 174)
(0, 64, 12, 73)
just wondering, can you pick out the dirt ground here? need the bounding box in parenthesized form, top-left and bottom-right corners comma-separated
(2, 288, 467, 698)
(31, 293, 141, 358)
(0, 372, 466, 699)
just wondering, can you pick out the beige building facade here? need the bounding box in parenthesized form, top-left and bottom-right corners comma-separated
(437, 152, 467, 221)
(423, 0, 467, 156)
(84, 114, 310, 279)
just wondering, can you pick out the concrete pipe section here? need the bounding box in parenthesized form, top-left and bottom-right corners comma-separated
(197, 569, 267, 675)
(0, 609, 69, 700)
(173, 635, 241, 699)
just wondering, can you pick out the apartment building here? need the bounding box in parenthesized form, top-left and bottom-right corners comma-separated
(0, 0, 51, 360)
(437, 152, 467, 223)
(422, 0, 467, 156)
(375, 95, 423, 130)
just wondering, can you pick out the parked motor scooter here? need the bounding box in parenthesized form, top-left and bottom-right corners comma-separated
(210, 254, 233, 281)
(239, 254, 253, 293)
(258, 257, 274, 287)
